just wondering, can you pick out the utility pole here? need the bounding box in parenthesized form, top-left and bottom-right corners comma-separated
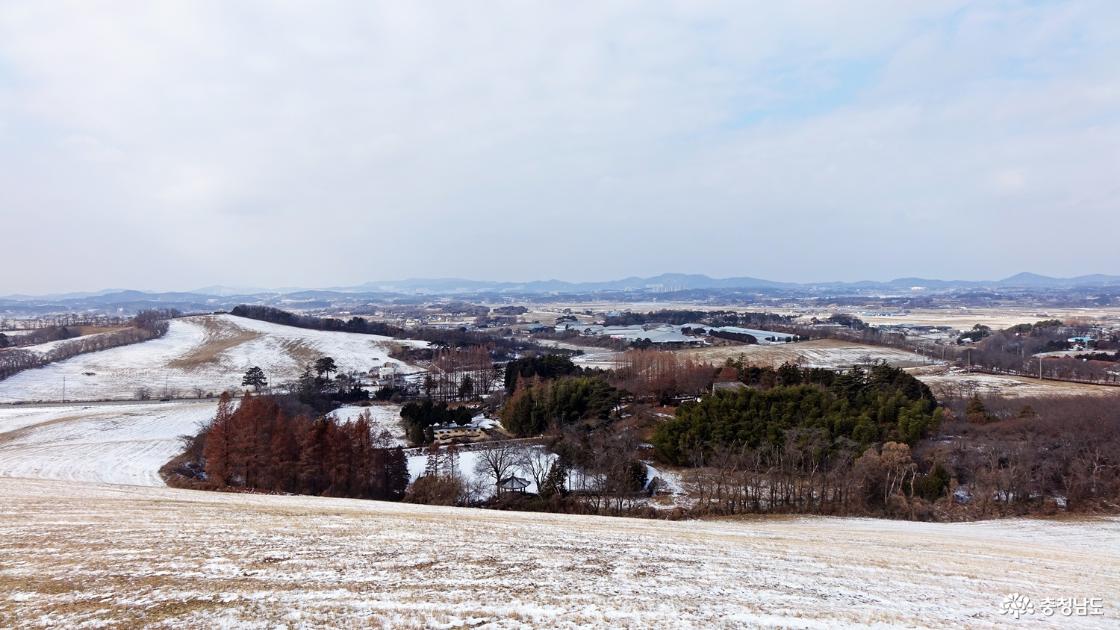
(62, 375, 66, 403)
(1039, 356, 1044, 381)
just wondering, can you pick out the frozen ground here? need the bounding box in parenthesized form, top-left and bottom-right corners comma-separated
(1, 322, 1116, 627)
(0, 401, 216, 486)
(682, 338, 936, 370)
(8, 331, 117, 357)
(0, 477, 1116, 628)
(534, 339, 622, 369)
(0, 314, 424, 402)
(910, 366, 1120, 400)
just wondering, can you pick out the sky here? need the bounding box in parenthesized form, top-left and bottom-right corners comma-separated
(1, 1, 1117, 294)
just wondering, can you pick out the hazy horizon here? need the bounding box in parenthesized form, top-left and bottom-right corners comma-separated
(7, 268, 1120, 298)
(2, 2, 1117, 294)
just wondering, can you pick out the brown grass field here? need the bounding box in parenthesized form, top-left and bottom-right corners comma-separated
(167, 316, 262, 370)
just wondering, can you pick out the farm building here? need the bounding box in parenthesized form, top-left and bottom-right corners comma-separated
(432, 424, 485, 441)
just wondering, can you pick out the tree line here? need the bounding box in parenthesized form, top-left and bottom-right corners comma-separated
(0, 325, 79, 348)
(0, 310, 174, 381)
(604, 309, 798, 329)
(231, 304, 552, 365)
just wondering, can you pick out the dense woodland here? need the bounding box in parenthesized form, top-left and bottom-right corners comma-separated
(184, 392, 409, 500)
(929, 395, 1120, 517)
(652, 364, 941, 465)
(502, 376, 621, 436)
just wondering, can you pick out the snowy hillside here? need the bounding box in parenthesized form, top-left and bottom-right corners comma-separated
(0, 400, 413, 487)
(0, 401, 216, 486)
(0, 314, 425, 402)
(1, 477, 1116, 628)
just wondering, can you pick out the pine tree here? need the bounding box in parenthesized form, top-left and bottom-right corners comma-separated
(966, 394, 990, 424)
(314, 356, 337, 379)
(241, 366, 267, 391)
(458, 374, 474, 400)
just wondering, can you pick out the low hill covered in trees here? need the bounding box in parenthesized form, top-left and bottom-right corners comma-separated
(653, 364, 941, 465)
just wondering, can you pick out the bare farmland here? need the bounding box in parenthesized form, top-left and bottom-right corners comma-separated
(1, 477, 1116, 629)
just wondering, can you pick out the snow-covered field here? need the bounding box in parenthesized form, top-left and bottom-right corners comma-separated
(910, 366, 1120, 399)
(6, 331, 116, 357)
(534, 339, 622, 369)
(682, 338, 936, 369)
(0, 477, 1116, 628)
(329, 404, 408, 446)
(0, 314, 1116, 627)
(0, 314, 424, 402)
(0, 394, 1115, 627)
(0, 401, 216, 486)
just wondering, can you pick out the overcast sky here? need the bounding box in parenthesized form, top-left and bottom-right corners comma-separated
(1, 1, 1117, 294)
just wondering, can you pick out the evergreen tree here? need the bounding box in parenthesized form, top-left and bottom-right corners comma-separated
(965, 395, 990, 423)
(241, 366, 267, 391)
(458, 374, 474, 400)
(314, 356, 338, 379)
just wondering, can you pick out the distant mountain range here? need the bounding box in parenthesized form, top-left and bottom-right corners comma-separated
(2, 273, 1118, 313)
(340, 273, 796, 294)
(331, 272, 1120, 294)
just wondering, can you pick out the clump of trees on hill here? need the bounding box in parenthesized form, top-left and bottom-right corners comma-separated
(652, 363, 941, 466)
(289, 357, 372, 411)
(503, 355, 582, 393)
(422, 346, 501, 401)
(502, 376, 621, 436)
(195, 392, 409, 500)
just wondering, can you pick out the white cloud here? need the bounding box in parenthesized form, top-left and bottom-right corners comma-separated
(0, 1, 1116, 292)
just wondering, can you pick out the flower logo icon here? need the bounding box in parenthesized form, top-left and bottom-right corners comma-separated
(1001, 593, 1035, 619)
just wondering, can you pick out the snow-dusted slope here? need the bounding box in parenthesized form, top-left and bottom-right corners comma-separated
(0, 401, 216, 486)
(328, 404, 408, 446)
(1, 477, 1116, 628)
(0, 314, 424, 402)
